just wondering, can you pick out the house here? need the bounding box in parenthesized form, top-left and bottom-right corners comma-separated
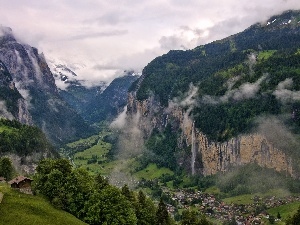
(0, 177, 6, 183)
(8, 176, 33, 190)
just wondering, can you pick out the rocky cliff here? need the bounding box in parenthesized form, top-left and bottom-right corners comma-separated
(127, 94, 296, 178)
(0, 26, 93, 144)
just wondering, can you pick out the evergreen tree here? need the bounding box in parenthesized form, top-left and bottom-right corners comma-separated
(0, 157, 14, 180)
(156, 198, 174, 225)
(136, 191, 156, 225)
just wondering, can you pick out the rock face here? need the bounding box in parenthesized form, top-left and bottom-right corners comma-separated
(127, 94, 296, 178)
(0, 26, 92, 144)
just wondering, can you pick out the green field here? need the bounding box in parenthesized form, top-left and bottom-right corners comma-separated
(267, 201, 300, 224)
(134, 163, 174, 180)
(66, 135, 99, 149)
(73, 139, 112, 174)
(257, 50, 277, 61)
(222, 189, 293, 205)
(0, 184, 86, 225)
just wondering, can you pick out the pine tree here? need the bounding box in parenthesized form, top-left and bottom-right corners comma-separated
(156, 198, 173, 225)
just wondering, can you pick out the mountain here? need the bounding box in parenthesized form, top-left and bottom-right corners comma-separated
(0, 26, 93, 145)
(49, 62, 107, 118)
(83, 72, 139, 123)
(47, 60, 139, 124)
(127, 10, 300, 178)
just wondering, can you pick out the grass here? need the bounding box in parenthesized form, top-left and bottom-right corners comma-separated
(267, 201, 300, 224)
(222, 189, 293, 205)
(71, 132, 113, 175)
(134, 163, 174, 180)
(0, 125, 15, 133)
(0, 184, 86, 225)
(222, 194, 254, 205)
(66, 135, 99, 149)
(257, 50, 277, 61)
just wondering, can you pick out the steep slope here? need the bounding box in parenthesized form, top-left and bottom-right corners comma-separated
(127, 10, 300, 178)
(0, 60, 30, 123)
(0, 26, 93, 145)
(0, 184, 87, 225)
(0, 118, 57, 174)
(83, 73, 139, 123)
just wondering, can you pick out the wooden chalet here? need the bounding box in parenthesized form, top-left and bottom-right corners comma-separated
(0, 177, 6, 183)
(8, 176, 33, 189)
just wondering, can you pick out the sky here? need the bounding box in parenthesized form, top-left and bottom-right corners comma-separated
(0, 0, 300, 86)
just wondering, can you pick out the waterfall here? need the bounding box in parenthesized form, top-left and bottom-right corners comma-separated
(191, 121, 196, 175)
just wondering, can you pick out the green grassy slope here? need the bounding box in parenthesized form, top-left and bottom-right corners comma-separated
(0, 184, 87, 225)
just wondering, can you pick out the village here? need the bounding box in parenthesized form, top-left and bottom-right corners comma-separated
(1, 174, 300, 224)
(163, 188, 300, 224)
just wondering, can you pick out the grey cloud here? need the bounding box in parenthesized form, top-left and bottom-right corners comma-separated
(69, 30, 128, 41)
(93, 64, 122, 71)
(202, 75, 267, 104)
(0, 101, 14, 120)
(273, 78, 300, 103)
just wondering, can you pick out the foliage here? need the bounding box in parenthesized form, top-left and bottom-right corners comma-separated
(144, 125, 179, 170)
(130, 11, 300, 143)
(215, 163, 300, 197)
(0, 118, 56, 157)
(33, 159, 182, 225)
(0, 183, 87, 225)
(180, 209, 213, 225)
(156, 198, 175, 225)
(286, 206, 300, 225)
(0, 157, 14, 180)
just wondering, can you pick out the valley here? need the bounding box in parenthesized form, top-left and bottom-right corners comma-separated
(1, 8, 300, 225)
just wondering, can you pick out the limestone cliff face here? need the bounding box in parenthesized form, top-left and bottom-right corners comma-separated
(127, 94, 296, 178)
(180, 116, 294, 177)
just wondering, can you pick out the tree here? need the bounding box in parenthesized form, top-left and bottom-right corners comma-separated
(84, 185, 137, 225)
(181, 210, 199, 225)
(0, 157, 14, 180)
(277, 212, 281, 219)
(136, 191, 157, 225)
(286, 206, 300, 225)
(181, 209, 213, 225)
(268, 215, 275, 224)
(156, 198, 175, 225)
(121, 184, 136, 204)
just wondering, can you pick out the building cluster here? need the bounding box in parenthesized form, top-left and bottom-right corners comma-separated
(163, 188, 300, 224)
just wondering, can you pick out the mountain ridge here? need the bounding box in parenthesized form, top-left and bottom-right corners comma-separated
(126, 10, 300, 177)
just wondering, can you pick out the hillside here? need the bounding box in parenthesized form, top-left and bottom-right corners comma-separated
(0, 183, 87, 225)
(0, 118, 57, 174)
(57, 71, 138, 124)
(127, 10, 300, 177)
(0, 26, 94, 145)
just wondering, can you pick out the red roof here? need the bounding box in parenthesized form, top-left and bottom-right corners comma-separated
(8, 176, 33, 185)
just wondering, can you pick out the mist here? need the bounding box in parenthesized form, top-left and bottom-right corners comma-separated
(109, 106, 145, 187)
(273, 78, 300, 103)
(0, 101, 14, 120)
(202, 75, 267, 104)
(254, 116, 300, 156)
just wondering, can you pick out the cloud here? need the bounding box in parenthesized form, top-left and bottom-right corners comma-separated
(0, 101, 14, 120)
(110, 106, 128, 129)
(202, 75, 267, 104)
(273, 78, 300, 103)
(0, 0, 299, 85)
(255, 116, 300, 154)
(68, 30, 128, 41)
